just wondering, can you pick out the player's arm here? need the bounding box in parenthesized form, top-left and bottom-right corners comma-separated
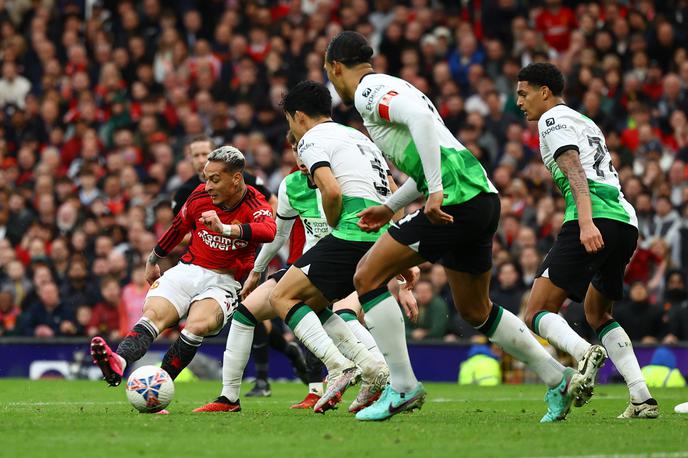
(147, 200, 194, 284)
(357, 176, 421, 232)
(312, 166, 342, 228)
(378, 91, 452, 225)
(253, 180, 295, 273)
(555, 150, 604, 253)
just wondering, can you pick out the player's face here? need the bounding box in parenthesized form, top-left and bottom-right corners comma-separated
(324, 60, 354, 105)
(516, 81, 547, 121)
(189, 141, 212, 176)
(203, 161, 242, 206)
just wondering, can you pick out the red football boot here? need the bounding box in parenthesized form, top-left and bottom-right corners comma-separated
(290, 393, 321, 409)
(193, 396, 242, 413)
(90, 336, 125, 386)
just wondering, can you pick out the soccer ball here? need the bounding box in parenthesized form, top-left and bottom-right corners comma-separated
(125, 366, 175, 413)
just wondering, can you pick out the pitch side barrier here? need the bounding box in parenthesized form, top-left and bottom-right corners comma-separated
(1, 337, 686, 382)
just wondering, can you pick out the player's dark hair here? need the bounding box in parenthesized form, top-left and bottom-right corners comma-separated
(517, 63, 565, 96)
(326, 31, 374, 67)
(281, 81, 332, 119)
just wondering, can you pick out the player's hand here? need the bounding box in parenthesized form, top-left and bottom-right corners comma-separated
(424, 191, 453, 225)
(241, 270, 261, 300)
(398, 287, 419, 323)
(398, 266, 420, 290)
(579, 220, 604, 253)
(199, 210, 223, 234)
(145, 262, 161, 285)
(357, 205, 394, 232)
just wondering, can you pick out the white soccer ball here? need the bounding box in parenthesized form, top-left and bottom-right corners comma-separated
(125, 366, 175, 413)
(674, 402, 688, 414)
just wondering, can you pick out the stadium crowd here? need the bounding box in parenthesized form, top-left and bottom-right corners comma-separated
(0, 0, 687, 344)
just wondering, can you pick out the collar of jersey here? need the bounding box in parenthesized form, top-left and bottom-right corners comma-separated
(359, 71, 377, 85)
(215, 188, 248, 212)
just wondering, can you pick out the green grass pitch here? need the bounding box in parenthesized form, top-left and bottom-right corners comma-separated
(1, 380, 686, 458)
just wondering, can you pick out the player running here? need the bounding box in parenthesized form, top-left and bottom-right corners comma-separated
(90, 146, 277, 402)
(194, 130, 413, 413)
(324, 31, 584, 422)
(516, 62, 658, 419)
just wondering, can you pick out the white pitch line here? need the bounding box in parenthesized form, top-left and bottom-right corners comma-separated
(529, 453, 688, 458)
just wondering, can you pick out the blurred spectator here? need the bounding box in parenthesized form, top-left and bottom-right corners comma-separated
(19, 282, 77, 337)
(491, 261, 525, 315)
(405, 280, 448, 341)
(120, 264, 149, 336)
(87, 277, 122, 339)
(0, 291, 20, 336)
(614, 282, 666, 343)
(662, 270, 688, 343)
(0, 0, 685, 344)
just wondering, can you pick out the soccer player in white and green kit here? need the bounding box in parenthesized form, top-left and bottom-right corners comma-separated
(517, 62, 658, 419)
(324, 31, 583, 422)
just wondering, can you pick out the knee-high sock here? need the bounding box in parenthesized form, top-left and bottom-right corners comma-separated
(304, 348, 324, 394)
(336, 308, 385, 363)
(285, 304, 351, 373)
(320, 309, 381, 379)
(532, 311, 590, 362)
(161, 329, 203, 380)
(221, 305, 257, 402)
(360, 287, 418, 393)
(478, 305, 565, 387)
(252, 322, 269, 381)
(116, 317, 159, 367)
(598, 320, 652, 403)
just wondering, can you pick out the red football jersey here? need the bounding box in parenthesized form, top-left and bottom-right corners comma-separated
(155, 184, 276, 280)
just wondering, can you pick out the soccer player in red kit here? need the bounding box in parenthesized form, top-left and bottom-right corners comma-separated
(90, 146, 276, 394)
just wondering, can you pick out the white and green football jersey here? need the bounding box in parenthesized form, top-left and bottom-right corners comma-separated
(296, 122, 390, 242)
(354, 73, 497, 206)
(278, 171, 330, 252)
(253, 170, 330, 273)
(537, 104, 637, 227)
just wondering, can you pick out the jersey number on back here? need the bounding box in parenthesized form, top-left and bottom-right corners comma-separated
(357, 144, 390, 197)
(588, 136, 616, 179)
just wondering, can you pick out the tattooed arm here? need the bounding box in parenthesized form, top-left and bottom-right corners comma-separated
(555, 150, 604, 253)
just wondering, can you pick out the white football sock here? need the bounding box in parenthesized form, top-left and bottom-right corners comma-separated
(482, 306, 565, 387)
(346, 319, 386, 364)
(322, 312, 381, 378)
(363, 292, 418, 393)
(600, 325, 652, 403)
(309, 383, 324, 396)
(221, 320, 254, 402)
(536, 311, 590, 361)
(290, 308, 352, 373)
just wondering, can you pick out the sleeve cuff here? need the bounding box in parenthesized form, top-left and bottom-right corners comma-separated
(309, 161, 330, 176)
(239, 223, 252, 241)
(553, 144, 580, 161)
(153, 245, 167, 258)
(276, 213, 298, 220)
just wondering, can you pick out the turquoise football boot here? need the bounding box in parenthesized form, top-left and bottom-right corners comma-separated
(355, 382, 426, 421)
(541, 367, 584, 423)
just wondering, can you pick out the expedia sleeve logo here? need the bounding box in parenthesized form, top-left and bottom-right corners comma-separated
(546, 117, 555, 126)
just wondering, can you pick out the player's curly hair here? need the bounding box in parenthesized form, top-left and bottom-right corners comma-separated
(326, 31, 374, 67)
(281, 81, 332, 119)
(517, 63, 565, 96)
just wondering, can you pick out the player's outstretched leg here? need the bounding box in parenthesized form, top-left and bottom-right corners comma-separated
(446, 268, 585, 422)
(270, 267, 358, 413)
(585, 285, 658, 419)
(92, 316, 159, 386)
(353, 234, 427, 421)
(525, 277, 607, 407)
(318, 308, 389, 413)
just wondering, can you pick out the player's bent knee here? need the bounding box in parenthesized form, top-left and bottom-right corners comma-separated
(458, 305, 490, 327)
(184, 317, 216, 337)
